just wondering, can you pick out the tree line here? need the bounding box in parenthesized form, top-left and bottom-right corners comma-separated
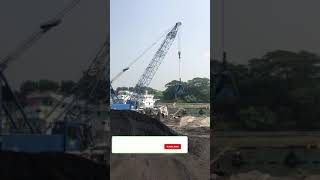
(20, 80, 76, 95)
(116, 77, 210, 103)
(213, 50, 320, 130)
(18, 72, 107, 104)
(17, 77, 209, 104)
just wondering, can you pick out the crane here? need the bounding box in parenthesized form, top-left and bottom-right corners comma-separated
(111, 22, 182, 110)
(0, 0, 81, 133)
(134, 22, 182, 95)
(49, 41, 108, 123)
(110, 27, 170, 103)
(41, 40, 109, 150)
(0, 1, 108, 157)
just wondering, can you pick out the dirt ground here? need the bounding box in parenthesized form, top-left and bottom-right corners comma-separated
(0, 151, 107, 180)
(211, 131, 320, 180)
(213, 171, 320, 180)
(110, 110, 210, 180)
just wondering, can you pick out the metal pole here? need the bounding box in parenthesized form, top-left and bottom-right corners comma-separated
(222, 0, 225, 54)
(0, 79, 2, 134)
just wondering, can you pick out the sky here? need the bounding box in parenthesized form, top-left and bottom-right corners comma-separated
(3, 0, 318, 91)
(212, 0, 320, 64)
(0, 0, 108, 90)
(110, 0, 210, 90)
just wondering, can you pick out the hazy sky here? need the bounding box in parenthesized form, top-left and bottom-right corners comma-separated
(0, 0, 108, 90)
(213, 0, 320, 64)
(110, 0, 210, 90)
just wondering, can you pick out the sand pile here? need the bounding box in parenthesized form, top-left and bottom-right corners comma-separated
(167, 116, 211, 136)
(0, 151, 107, 180)
(179, 116, 210, 127)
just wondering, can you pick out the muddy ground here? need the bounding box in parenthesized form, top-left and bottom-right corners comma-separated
(110, 110, 210, 180)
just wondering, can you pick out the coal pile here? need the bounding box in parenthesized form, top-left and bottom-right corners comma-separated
(111, 110, 177, 135)
(111, 138, 210, 180)
(110, 110, 210, 180)
(0, 151, 107, 180)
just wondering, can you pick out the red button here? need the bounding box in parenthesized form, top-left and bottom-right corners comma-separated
(164, 144, 181, 149)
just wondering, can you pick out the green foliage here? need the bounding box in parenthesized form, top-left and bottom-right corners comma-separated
(153, 90, 163, 100)
(162, 78, 210, 103)
(185, 77, 210, 102)
(184, 95, 198, 103)
(116, 86, 164, 100)
(162, 80, 185, 101)
(114, 77, 209, 103)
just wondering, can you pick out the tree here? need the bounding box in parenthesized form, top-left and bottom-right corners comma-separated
(249, 50, 320, 89)
(162, 78, 210, 102)
(60, 80, 76, 95)
(162, 80, 185, 101)
(20, 81, 38, 95)
(214, 50, 320, 130)
(115, 86, 163, 100)
(116, 87, 130, 91)
(38, 80, 59, 92)
(187, 77, 210, 102)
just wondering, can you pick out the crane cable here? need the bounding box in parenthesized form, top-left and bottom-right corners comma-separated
(0, 0, 81, 69)
(222, 0, 227, 69)
(222, 0, 225, 56)
(54, 0, 81, 20)
(111, 26, 172, 83)
(178, 26, 182, 82)
(175, 24, 184, 98)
